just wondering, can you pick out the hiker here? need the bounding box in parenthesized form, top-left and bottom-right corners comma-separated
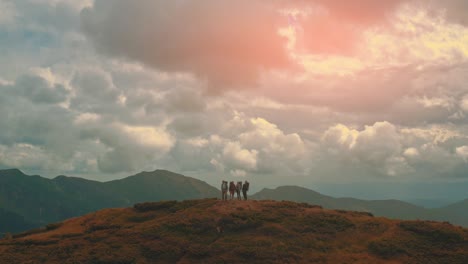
(242, 181, 249, 200)
(221, 181, 228, 201)
(229, 181, 236, 200)
(236, 181, 243, 200)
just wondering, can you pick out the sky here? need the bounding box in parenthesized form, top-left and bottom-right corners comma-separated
(1, 0, 468, 200)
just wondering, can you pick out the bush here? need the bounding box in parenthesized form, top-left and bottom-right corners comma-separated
(86, 224, 120, 233)
(46, 222, 63, 231)
(293, 213, 355, 234)
(12, 227, 47, 239)
(368, 239, 407, 259)
(133, 201, 178, 212)
(335, 209, 373, 217)
(399, 221, 464, 244)
(127, 215, 154, 223)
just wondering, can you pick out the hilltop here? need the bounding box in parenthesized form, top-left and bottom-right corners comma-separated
(0, 199, 467, 263)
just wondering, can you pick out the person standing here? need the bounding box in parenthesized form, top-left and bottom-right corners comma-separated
(236, 181, 242, 200)
(221, 181, 228, 201)
(229, 181, 236, 200)
(242, 181, 249, 200)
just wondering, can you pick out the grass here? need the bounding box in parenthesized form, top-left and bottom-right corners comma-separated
(0, 199, 466, 264)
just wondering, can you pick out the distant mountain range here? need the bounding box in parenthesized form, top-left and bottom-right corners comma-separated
(0, 169, 467, 234)
(0, 169, 219, 234)
(251, 186, 468, 227)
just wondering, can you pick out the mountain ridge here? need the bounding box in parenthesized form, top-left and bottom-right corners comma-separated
(251, 185, 468, 227)
(1, 168, 467, 235)
(0, 168, 219, 234)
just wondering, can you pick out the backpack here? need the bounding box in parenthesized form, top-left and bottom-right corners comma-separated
(221, 181, 228, 191)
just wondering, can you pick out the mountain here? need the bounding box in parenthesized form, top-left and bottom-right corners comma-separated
(0, 169, 219, 233)
(0, 208, 37, 234)
(436, 199, 468, 226)
(404, 198, 456, 208)
(2, 168, 467, 235)
(0, 199, 466, 263)
(251, 186, 429, 218)
(251, 186, 468, 227)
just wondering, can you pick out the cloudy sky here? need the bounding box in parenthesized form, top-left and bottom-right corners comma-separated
(1, 0, 468, 199)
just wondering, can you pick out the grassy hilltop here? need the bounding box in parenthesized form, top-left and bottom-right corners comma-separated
(0, 199, 467, 263)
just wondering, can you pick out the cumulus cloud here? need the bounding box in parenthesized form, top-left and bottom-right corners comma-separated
(403, 147, 420, 158)
(460, 95, 468, 112)
(222, 142, 258, 171)
(0, 143, 57, 171)
(14, 74, 68, 104)
(213, 115, 308, 175)
(319, 121, 468, 179)
(70, 68, 120, 112)
(455, 145, 468, 162)
(239, 118, 305, 161)
(321, 122, 407, 177)
(76, 117, 175, 173)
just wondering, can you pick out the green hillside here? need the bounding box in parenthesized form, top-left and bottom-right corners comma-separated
(0, 169, 219, 233)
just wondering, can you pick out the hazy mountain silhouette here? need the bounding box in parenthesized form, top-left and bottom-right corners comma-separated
(0, 169, 219, 233)
(1, 199, 466, 263)
(251, 186, 468, 227)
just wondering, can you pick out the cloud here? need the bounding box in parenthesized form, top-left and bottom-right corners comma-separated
(295, 0, 407, 55)
(427, 0, 468, 26)
(70, 68, 120, 112)
(238, 118, 305, 161)
(77, 118, 175, 173)
(12, 73, 68, 104)
(319, 121, 468, 179)
(81, 0, 292, 90)
(403, 147, 420, 158)
(79, 0, 415, 85)
(3, 0, 468, 190)
(323, 122, 401, 161)
(0, 0, 16, 25)
(455, 145, 468, 162)
(214, 115, 308, 175)
(313, 0, 407, 24)
(263, 65, 418, 112)
(460, 95, 468, 112)
(0, 68, 69, 105)
(321, 121, 407, 177)
(222, 141, 258, 171)
(353, 122, 402, 162)
(119, 124, 174, 151)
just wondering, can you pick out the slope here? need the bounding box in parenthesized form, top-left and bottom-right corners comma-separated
(0, 199, 466, 263)
(0, 169, 219, 233)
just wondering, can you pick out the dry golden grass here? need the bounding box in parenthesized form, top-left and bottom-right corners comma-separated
(0, 199, 467, 264)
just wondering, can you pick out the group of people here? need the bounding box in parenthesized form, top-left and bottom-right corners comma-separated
(221, 180, 249, 201)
